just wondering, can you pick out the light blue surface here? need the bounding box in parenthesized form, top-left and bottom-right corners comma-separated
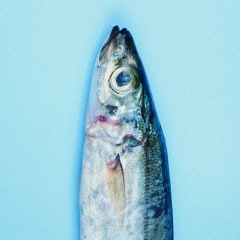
(1, 1, 240, 239)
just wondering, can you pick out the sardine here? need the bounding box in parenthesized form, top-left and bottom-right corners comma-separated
(79, 26, 173, 240)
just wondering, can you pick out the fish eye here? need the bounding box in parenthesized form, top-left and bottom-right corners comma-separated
(116, 71, 131, 86)
(109, 67, 138, 95)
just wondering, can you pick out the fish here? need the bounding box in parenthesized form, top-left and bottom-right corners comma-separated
(79, 26, 173, 240)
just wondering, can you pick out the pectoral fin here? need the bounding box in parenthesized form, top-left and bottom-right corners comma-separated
(106, 154, 125, 226)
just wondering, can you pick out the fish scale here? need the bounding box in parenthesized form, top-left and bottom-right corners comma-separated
(79, 26, 173, 240)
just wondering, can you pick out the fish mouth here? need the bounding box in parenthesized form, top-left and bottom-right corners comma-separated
(111, 25, 137, 53)
(101, 25, 137, 55)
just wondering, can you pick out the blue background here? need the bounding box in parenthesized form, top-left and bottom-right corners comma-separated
(1, 1, 240, 239)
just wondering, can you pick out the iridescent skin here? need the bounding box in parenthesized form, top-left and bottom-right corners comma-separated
(79, 26, 173, 240)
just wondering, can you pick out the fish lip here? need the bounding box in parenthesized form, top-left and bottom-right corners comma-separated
(109, 25, 120, 40)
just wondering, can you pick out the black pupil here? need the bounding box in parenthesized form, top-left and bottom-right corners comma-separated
(116, 71, 131, 87)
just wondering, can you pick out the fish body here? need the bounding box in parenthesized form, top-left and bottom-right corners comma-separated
(79, 26, 173, 240)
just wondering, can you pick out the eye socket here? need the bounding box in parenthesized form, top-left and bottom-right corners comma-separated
(109, 67, 138, 95)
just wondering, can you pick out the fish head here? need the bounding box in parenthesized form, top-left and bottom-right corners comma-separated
(86, 26, 150, 162)
(95, 26, 144, 109)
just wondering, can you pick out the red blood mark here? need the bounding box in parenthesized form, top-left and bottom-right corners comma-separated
(106, 160, 119, 169)
(86, 133, 98, 139)
(95, 115, 108, 123)
(94, 115, 121, 126)
(124, 133, 134, 138)
(106, 154, 121, 173)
